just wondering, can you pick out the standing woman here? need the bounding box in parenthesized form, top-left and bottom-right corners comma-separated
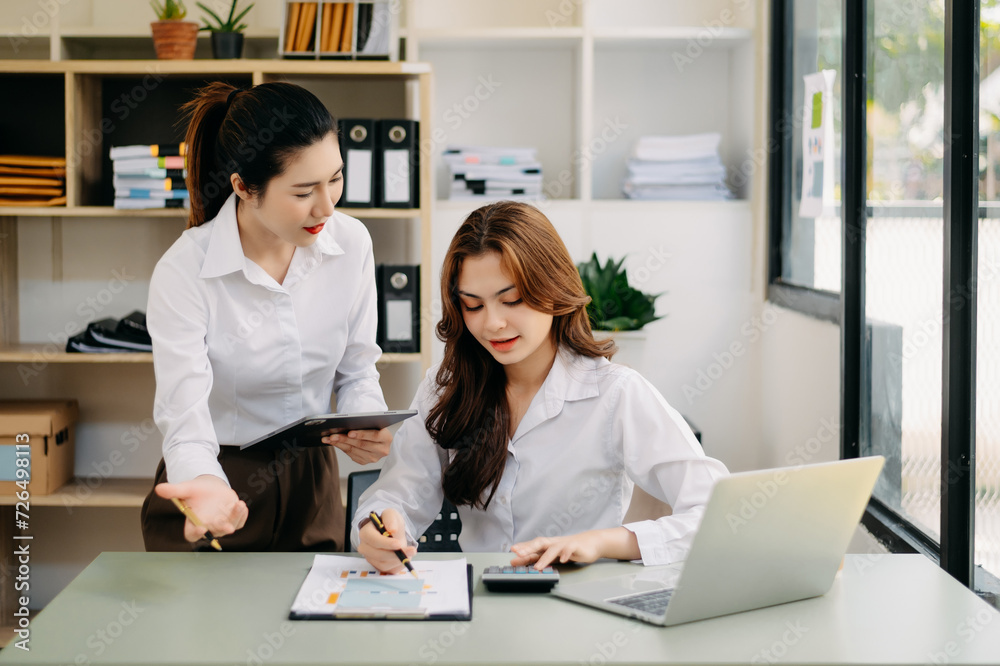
(141, 81, 392, 551)
(355, 201, 729, 571)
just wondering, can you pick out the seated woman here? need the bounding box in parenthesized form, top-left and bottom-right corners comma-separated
(354, 200, 729, 571)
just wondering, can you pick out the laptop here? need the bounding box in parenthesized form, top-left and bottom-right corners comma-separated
(552, 456, 885, 626)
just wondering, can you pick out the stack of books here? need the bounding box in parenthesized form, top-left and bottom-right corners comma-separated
(0, 155, 66, 207)
(110, 144, 189, 210)
(622, 133, 732, 201)
(66, 311, 152, 354)
(443, 146, 543, 201)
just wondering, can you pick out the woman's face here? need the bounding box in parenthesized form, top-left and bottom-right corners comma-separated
(457, 251, 556, 375)
(238, 132, 344, 246)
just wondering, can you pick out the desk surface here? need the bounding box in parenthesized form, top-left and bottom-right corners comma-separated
(3, 553, 1000, 665)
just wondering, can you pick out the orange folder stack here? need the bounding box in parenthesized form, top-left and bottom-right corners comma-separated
(0, 155, 67, 207)
(285, 2, 356, 53)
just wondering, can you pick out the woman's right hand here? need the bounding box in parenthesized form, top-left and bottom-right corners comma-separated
(154, 475, 249, 542)
(357, 508, 418, 573)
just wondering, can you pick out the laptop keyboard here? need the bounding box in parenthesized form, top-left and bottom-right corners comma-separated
(608, 588, 674, 614)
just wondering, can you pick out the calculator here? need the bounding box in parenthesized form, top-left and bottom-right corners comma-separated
(481, 565, 560, 592)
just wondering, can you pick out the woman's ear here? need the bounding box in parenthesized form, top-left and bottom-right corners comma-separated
(230, 174, 252, 201)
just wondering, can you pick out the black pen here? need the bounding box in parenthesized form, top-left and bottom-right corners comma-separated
(369, 511, 418, 578)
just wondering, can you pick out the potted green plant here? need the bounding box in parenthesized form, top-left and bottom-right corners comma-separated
(197, 0, 254, 59)
(577, 253, 663, 331)
(150, 0, 199, 60)
(577, 253, 664, 369)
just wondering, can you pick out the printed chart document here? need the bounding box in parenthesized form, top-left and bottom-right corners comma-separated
(289, 555, 472, 620)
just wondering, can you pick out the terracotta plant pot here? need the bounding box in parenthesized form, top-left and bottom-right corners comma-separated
(150, 20, 199, 60)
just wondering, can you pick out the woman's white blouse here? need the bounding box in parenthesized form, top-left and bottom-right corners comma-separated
(354, 350, 729, 565)
(147, 194, 387, 484)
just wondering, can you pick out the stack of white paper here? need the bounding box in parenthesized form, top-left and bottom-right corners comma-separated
(623, 133, 732, 201)
(443, 146, 543, 200)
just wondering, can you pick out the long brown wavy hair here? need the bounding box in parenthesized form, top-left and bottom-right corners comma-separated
(427, 201, 616, 509)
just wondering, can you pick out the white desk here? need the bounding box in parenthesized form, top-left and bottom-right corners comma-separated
(2, 553, 999, 665)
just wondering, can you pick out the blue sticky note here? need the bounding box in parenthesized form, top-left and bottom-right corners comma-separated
(338, 578, 423, 609)
(0, 445, 28, 482)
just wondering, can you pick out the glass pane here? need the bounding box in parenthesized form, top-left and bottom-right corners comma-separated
(783, 0, 843, 291)
(861, 0, 945, 542)
(978, 2, 1000, 582)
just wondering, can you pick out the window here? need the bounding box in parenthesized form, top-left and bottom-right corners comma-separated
(769, 0, 1000, 605)
(767, 0, 842, 321)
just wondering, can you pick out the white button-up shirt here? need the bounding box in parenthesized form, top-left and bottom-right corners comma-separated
(148, 194, 387, 484)
(354, 350, 729, 565)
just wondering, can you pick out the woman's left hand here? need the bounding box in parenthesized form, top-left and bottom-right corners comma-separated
(323, 427, 392, 464)
(510, 527, 640, 569)
(509, 532, 606, 569)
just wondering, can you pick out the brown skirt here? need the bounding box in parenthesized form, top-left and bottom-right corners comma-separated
(140, 444, 345, 552)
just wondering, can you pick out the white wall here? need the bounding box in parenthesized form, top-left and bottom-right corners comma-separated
(760, 307, 841, 468)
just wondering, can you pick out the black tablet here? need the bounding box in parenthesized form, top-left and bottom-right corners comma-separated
(239, 410, 418, 451)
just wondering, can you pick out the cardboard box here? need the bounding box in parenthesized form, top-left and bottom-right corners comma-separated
(0, 400, 78, 496)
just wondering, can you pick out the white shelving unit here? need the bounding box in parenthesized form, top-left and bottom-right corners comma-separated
(401, 0, 757, 203)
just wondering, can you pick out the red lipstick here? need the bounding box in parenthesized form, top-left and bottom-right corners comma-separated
(490, 337, 518, 352)
(304, 223, 325, 235)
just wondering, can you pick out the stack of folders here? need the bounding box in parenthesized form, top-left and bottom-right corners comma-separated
(339, 119, 419, 208)
(0, 155, 66, 207)
(110, 144, 189, 210)
(622, 133, 733, 201)
(443, 146, 543, 201)
(66, 311, 153, 354)
(283, 2, 391, 57)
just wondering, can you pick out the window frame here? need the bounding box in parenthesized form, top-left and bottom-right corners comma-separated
(766, 0, 842, 323)
(768, 0, 1000, 602)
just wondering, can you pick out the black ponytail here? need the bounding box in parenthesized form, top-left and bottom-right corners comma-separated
(180, 81, 338, 228)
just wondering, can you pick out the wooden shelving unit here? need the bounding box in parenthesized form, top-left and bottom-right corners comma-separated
(0, 55, 434, 626)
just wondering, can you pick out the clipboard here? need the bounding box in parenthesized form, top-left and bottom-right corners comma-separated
(239, 410, 417, 451)
(288, 557, 474, 621)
